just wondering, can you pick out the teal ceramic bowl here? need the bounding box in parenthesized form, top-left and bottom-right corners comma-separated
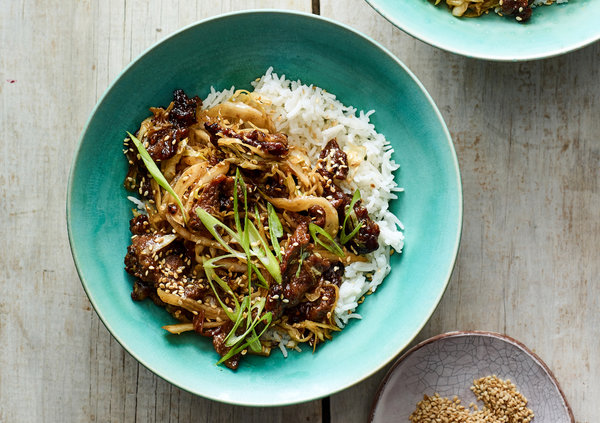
(366, 0, 600, 61)
(67, 10, 462, 406)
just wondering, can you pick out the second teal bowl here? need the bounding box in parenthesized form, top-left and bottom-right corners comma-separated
(367, 0, 600, 61)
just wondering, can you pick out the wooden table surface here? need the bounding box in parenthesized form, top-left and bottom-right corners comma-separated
(1, 1, 598, 422)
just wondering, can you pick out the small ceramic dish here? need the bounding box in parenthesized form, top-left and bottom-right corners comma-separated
(365, 0, 600, 61)
(370, 331, 574, 422)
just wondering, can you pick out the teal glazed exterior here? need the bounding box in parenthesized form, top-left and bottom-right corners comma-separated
(67, 10, 462, 406)
(366, 0, 600, 61)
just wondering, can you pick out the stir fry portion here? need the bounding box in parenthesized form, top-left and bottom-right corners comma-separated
(435, 0, 563, 22)
(123, 89, 380, 369)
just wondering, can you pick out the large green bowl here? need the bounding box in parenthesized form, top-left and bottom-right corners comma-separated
(67, 10, 462, 406)
(366, 0, 600, 61)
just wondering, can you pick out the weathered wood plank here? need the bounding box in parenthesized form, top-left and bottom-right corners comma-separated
(321, 1, 600, 422)
(0, 1, 320, 422)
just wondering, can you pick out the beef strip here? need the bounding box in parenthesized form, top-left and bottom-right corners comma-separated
(286, 284, 338, 324)
(124, 226, 207, 301)
(244, 168, 289, 198)
(348, 202, 380, 254)
(320, 261, 345, 287)
(187, 173, 257, 232)
(266, 221, 312, 318)
(307, 205, 326, 228)
(129, 214, 149, 235)
(316, 139, 348, 180)
(123, 145, 153, 200)
(124, 89, 201, 197)
(320, 181, 380, 255)
(321, 184, 380, 254)
(125, 234, 187, 283)
(500, 0, 532, 22)
(204, 122, 289, 156)
(144, 90, 201, 161)
(210, 321, 241, 370)
(169, 89, 201, 128)
(285, 258, 343, 324)
(266, 221, 339, 320)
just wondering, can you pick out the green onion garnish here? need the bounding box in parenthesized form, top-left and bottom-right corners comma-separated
(295, 249, 309, 277)
(247, 219, 282, 284)
(203, 254, 241, 321)
(309, 222, 345, 258)
(195, 208, 244, 259)
(203, 256, 273, 362)
(339, 189, 363, 245)
(217, 311, 272, 365)
(224, 297, 267, 347)
(194, 168, 285, 366)
(267, 202, 283, 261)
(127, 132, 187, 223)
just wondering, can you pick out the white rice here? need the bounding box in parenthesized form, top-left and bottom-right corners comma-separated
(204, 67, 404, 333)
(127, 195, 147, 215)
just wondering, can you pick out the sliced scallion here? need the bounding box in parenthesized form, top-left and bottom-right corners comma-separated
(217, 312, 273, 365)
(339, 189, 364, 245)
(196, 208, 244, 259)
(309, 222, 345, 258)
(203, 254, 241, 321)
(247, 219, 282, 284)
(267, 202, 283, 261)
(127, 132, 187, 223)
(225, 297, 267, 347)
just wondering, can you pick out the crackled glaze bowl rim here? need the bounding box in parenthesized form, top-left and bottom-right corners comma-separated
(369, 330, 575, 422)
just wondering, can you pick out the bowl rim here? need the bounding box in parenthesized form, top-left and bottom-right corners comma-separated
(365, 0, 600, 61)
(66, 8, 463, 406)
(368, 330, 575, 422)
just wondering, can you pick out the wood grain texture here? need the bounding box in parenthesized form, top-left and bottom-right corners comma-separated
(320, 1, 600, 422)
(0, 1, 320, 422)
(1, 0, 598, 422)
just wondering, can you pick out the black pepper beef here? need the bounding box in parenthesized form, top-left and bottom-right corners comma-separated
(125, 218, 246, 366)
(317, 139, 380, 254)
(316, 139, 348, 181)
(266, 222, 335, 320)
(500, 0, 532, 22)
(145, 89, 201, 161)
(123, 89, 201, 199)
(204, 122, 289, 157)
(124, 216, 207, 302)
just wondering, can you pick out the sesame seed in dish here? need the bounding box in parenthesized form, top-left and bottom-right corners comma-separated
(409, 375, 534, 422)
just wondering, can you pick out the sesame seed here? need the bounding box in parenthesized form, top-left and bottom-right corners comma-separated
(409, 375, 534, 422)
